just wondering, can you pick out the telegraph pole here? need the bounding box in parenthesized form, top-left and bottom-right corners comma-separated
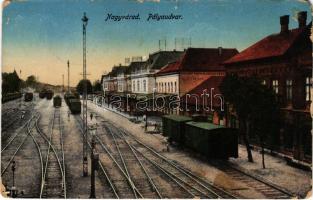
(67, 60, 70, 93)
(62, 74, 64, 93)
(82, 12, 89, 177)
(19, 70, 22, 110)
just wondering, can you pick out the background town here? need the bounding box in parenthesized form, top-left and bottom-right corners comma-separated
(1, 0, 312, 199)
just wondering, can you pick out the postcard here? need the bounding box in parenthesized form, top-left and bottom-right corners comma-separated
(1, 0, 312, 199)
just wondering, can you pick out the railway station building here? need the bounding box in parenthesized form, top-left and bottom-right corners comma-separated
(223, 12, 312, 161)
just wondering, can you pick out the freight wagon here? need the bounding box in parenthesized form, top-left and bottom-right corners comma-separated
(24, 93, 33, 102)
(64, 94, 76, 105)
(53, 95, 62, 107)
(162, 115, 192, 146)
(68, 99, 81, 114)
(184, 121, 238, 159)
(39, 89, 46, 98)
(162, 115, 238, 159)
(2, 92, 22, 103)
(46, 90, 54, 100)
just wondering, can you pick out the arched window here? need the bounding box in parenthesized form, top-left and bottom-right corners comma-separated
(171, 82, 173, 93)
(137, 80, 140, 92)
(164, 82, 167, 93)
(174, 82, 177, 93)
(143, 80, 146, 92)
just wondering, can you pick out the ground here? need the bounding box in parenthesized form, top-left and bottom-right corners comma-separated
(88, 101, 312, 198)
(1, 96, 311, 198)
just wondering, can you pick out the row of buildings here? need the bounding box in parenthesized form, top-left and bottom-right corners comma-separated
(101, 12, 312, 161)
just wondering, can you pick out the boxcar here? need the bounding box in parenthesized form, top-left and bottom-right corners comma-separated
(2, 92, 22, 103)
(69, 99, 81, 114)
(162, 115, 192, 146)
(46, 90, 54, 100)
(24, 92, 33, 102)
(185, 121, 238, 159)
(53, 95, 62, 107)
(64, 94, 76, 105)
(39, 89, 46, 99)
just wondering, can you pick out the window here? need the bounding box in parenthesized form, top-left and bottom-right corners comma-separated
(171, 82, 173, 93)
(174, 82, 177, 93)
(262, 80, 266, 85)
(137, 80, 140, 92)
(306, 77, 312, 101)
(164, 82, 167, 93)
(143, 80, 146, 92)
(133, 81, 135, 91)
(272, 80, 278, 94)
(168, 82, 170, 93)
(286, 80, 292, 101)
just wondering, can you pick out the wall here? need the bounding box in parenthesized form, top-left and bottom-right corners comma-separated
(155, 74, 179, 94)
(179, 72, 223, 96)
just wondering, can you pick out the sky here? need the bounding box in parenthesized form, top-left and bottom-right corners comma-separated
(2, 0, 311, 86)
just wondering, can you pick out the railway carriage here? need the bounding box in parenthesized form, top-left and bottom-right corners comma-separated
(68, 99, 81, 114)
(184, 121, 238, 159)
(46, 90, 54, 100)
(39, 89, 46, 98)
(162, 114, 238, 159)
(162, 115, 192, 146)
(2, 92, 22, 103)
(53, 95, 62, 107)
(24, 92, 33, 102)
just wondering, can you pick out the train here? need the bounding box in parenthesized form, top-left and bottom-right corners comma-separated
(2, 92, 22, 103)
(162, 114, 238, 159)
(64, 93, 81, 114)
(45, 90, 54, 100)
(24, 92, 33, 102)
(39, 89, 46, 98)
(53, 95, 62, 107)
(68, 99, 81, 114)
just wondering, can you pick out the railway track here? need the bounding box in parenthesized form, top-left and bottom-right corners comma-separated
(209, 161, 294, 199)
(102, 121, 236, 199)
(74, 115, 119, 199)
(2, 108, 23, 132)
(1, 114, 37, 176)
(112, 122, 295, 199)
(37, 108, 66, 198)
(75, 111, 237, 199)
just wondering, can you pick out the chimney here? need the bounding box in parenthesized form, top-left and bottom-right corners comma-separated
(297, 11, 307, 28)
(280, 15, 289, 33)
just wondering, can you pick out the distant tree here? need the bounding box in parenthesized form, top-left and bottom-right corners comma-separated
(2, 70, 21, 94)
(76, 79, 93, 95)
(93, 80, 102, 92)
(25, 75, 37, 87)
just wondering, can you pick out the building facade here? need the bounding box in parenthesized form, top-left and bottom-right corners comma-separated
(155, 48, 239, 117)
(223, 12, 312, 161)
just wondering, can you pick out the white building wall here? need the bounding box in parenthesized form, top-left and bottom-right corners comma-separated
(130, 76, 155, 94)
(155, 74, 179, 94)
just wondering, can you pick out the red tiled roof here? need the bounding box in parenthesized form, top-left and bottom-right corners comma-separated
(157, 48, 238, 75)
(157, 61, 181, 74)
(224, 26, 310, 64)
(180, 76, 224, 107)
